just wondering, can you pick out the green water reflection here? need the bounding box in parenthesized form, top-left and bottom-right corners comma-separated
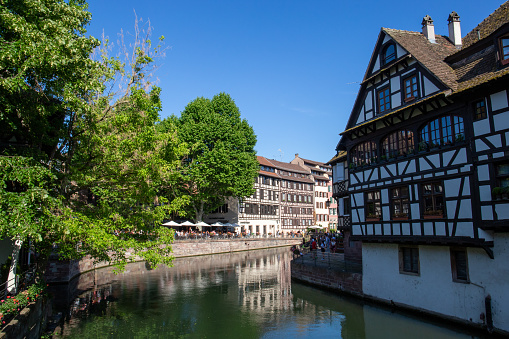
(54, 247, 484, 339)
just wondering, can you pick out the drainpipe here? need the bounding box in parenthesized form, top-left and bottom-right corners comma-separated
(485, 295, 493, 333)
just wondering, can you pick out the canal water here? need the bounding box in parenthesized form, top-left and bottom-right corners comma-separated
(51, 247, 486, 338)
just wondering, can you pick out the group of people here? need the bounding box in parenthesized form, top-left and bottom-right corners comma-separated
(307, 232, 343, 258)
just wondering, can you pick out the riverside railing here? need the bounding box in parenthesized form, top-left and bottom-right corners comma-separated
(292, 249, 362, 274)
(173, 233, 304, 241)
(0, 263, 37, 300)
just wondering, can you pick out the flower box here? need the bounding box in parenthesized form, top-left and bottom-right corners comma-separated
(392, 216, 408, 221)
(423, 214, 443, 219)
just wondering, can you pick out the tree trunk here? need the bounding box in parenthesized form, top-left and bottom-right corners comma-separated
(7, 238, 23, 294)
(196, 201, 205, 222)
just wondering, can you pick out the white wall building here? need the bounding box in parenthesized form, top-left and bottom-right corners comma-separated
(334, 3, 509, 335)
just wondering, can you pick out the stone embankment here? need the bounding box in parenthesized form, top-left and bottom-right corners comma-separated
(0, 298, 51, 339)
(290, 254, 363, 297)
(46, 238, 302, 283)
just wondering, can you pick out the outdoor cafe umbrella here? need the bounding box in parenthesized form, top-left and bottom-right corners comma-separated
(196, 221, 210, 231)
(309, 225, 323, 229)
(162, 221, 180, 227)
(180, 220, 195, 232)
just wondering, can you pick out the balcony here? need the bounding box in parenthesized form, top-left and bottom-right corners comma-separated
(332, 180, 349, 198)
(337, 215, 351, 230)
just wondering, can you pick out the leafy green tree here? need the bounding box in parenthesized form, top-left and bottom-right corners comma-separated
(0, 0, 183, 278)
(162, 93, 259, 221)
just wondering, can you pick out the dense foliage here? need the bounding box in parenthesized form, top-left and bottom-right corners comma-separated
(0, 0, 184, 271)
(0, 0, 258, 274)
(160, 93, 259, 221)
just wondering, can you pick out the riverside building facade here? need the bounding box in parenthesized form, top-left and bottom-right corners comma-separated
(333, 2, 509, 335)
(291, 154, 334, 229)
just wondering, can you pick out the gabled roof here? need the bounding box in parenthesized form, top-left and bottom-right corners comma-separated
(326, 151, 347, 165)
(267, 158, 310, 174)
(298, 157, 331, 169)
(343, 2, 509, 137)
(382, 28, 457, 90)
(257, 155, 276, 168)
(259, 170, 280, 179)
(461, 1, 509, 49)
(450, 1, 509, 93)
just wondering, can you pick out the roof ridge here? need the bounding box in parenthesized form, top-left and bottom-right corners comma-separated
(461, 1, 509, 49)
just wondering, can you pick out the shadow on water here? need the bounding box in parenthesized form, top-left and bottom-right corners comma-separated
(47, 248, 494, 339)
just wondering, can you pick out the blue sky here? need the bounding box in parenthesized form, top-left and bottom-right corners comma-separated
(85, 0, 504, 163)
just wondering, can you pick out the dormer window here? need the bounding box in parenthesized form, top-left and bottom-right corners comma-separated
(382, 43, 396, 65)
(500, 36, 509, 66)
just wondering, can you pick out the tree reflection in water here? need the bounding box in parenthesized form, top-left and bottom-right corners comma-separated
(50, 247, 487, 339)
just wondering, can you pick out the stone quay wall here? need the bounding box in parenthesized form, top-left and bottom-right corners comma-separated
(46, 238, 302, 283)
(0, 298, 51, 339)
(290, 260, 363, 297)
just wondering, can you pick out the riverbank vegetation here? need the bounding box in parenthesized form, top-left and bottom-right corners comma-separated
(0, 0, 257, 281)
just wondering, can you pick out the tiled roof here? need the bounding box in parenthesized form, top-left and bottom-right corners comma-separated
(383, 28, 458, 90)
(461, 1, 509, 49)
(342, 2, 509, 138)
(313, 175, 330, 181)
(259, 170, 280, 179)
(299, 157, 331, 168)
(257, 155, 276, 167)
(452, 44, 509, 93)
(326, 151, 347, 165)
(267, 158, 310, 174)
(283, 177, 315, 184)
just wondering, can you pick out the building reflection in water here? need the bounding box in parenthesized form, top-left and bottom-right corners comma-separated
(51, 247, 484, 339)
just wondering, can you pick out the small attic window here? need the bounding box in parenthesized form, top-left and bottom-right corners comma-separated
(382, 43, 396, 65)
(500, 36, 509, 65)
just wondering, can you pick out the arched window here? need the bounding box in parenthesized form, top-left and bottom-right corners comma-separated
(382, 44, 396, 65)
(382, 130, 414, 159)
(420, 115, 464, 149)
(351, 141, 377, 167)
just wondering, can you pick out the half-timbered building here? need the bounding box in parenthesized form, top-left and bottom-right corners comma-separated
(238, 156, 281, 235)
(267, 159, 315, 233)
(335, 2, 509, 334)
(291, 154, 334, 229)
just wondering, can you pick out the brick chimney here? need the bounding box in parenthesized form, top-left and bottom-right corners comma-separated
(448, 11, 462, 47)
(422, 15, 435, 43)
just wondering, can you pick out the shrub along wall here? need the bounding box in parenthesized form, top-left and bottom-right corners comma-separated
(0, 297, 51, 339)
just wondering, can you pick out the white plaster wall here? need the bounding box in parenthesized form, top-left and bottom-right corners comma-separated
(490, 90, 508, 111)
(481, 205, 493, 220)
(391, 76, 400, 93)
(362, 238, 509, 333)
(365, 91, 373, 111)
(373, 56, 380, 73)
(423, 76, 439, 96)
(475, 139, 490, 152)
(477, 164, 490, 181)
(396, 44, 405, 59)
(357, 111, 365, 125)
(391, 93, 401, 109)
(493, 113, 509, 132)
(487, 135, 502, 148)
(473, 120, 491, 136)
(495, 203, 509, 219)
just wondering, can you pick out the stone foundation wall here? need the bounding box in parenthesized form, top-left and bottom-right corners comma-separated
(46, 238, 301, 283)
(291, 261, 363, 297)
(0, 298, 51, 339)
